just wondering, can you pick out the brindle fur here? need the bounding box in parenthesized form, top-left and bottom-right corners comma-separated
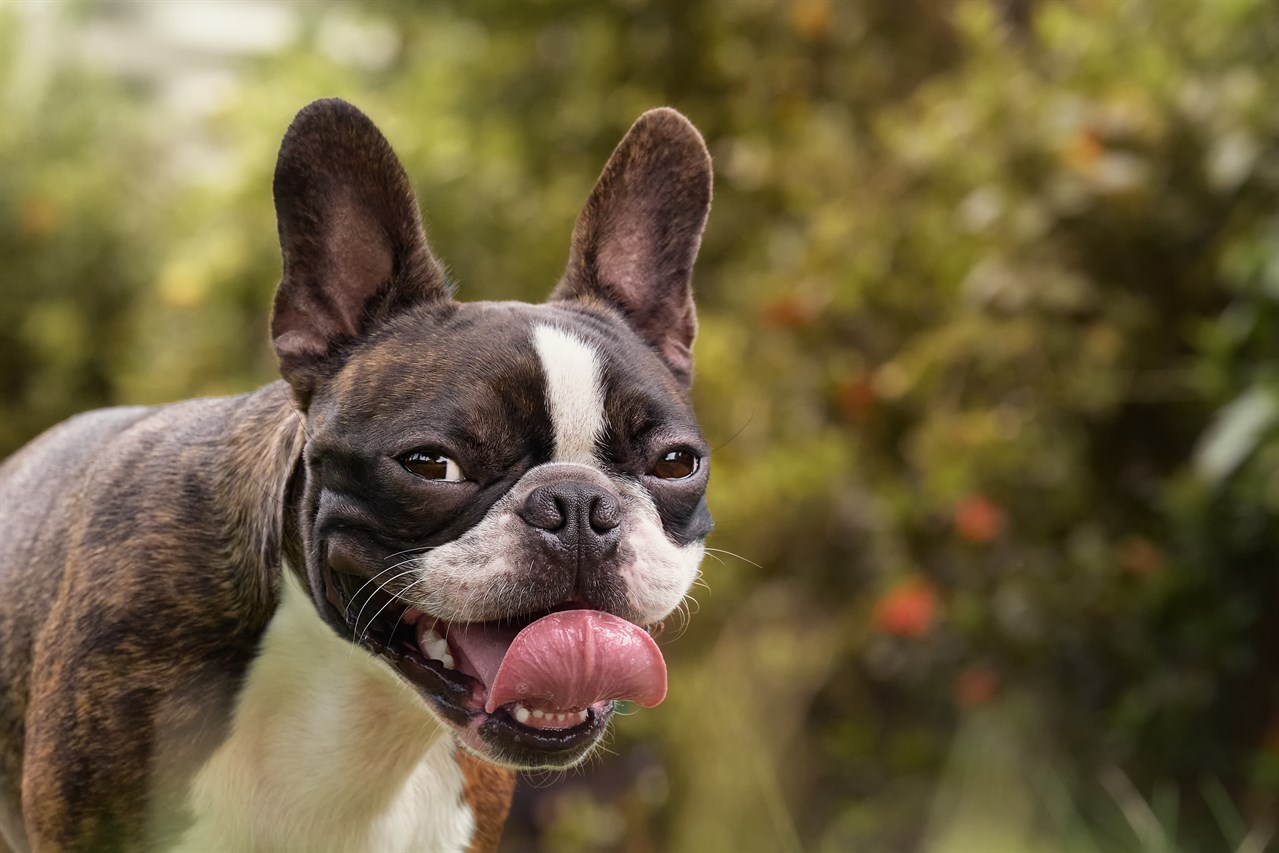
(0, 389, 303, 848)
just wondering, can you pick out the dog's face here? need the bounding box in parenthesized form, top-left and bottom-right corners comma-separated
(268, 100, 713, 769)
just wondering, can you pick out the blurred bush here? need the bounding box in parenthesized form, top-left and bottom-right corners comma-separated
(2, 0, 1277, 850)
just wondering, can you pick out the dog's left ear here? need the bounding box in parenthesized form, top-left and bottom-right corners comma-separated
(552, 108, 712, 387)
(271, 98, 449, 403)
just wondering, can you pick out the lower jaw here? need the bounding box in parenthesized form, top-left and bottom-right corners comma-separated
(455, 702, 615, 769)
(324, 568, 617, 767)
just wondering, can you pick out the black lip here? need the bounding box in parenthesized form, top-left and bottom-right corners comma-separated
(481, 703, 614, 768)
(378, 635, 478, 725)
(320, 565, 613, 764)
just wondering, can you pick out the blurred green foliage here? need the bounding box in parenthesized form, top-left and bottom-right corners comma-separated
(2, 0, 1278, 850)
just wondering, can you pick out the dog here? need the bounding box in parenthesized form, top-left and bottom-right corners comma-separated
(0, 98, 713, 851)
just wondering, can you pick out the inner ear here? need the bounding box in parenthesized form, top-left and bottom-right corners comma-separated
(271, 98, 449, 402)
(552, 108, 712, 387)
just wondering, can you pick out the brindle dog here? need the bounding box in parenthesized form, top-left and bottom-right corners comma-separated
(0, 99, 713, 851)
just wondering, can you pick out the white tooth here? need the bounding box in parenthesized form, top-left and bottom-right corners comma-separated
(426, 639, 449, 660)
(440, 654, 454, 670)
(577, 709, 588, 722)
(420, 627, 443, 645)
(515, 705, 530, 724)
(532, 709, 544, 719)
(555, 713, 567, 723)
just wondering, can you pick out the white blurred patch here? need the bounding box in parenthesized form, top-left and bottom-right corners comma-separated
(1195, 386, 1278, 485)
(150, 1, 298, 55)
(317, 12, 401, 70)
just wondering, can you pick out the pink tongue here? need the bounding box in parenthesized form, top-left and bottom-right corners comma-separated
(447, 611, 667, 715)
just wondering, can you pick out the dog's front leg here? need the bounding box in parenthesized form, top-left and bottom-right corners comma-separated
(20, 572, 265, 850)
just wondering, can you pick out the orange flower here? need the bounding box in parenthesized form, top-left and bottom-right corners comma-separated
(1117, 536, 1164, 575)
(872, 578, 938, 638)
(759, 295, 816, 329)
(953, 496, 1004, 543)
(1064, 127, 1104, 171)
(954, 666, 1000, 707)
(837, 374, 876, 419)
(20, 197, 58, 238)
(791, 0, 830, 40)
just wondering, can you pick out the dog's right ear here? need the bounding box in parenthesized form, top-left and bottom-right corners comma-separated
(271, 98, 448, 403)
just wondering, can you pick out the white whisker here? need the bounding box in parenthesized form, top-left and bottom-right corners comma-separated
(383, 544, 438, 562)
(346, 556, 433, 616)
(350, 568, 421, 641)
(703, 546, 762, 569)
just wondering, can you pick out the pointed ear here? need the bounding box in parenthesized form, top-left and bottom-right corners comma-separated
(552, 108, 712, 387)
(271, 98, 448, 402)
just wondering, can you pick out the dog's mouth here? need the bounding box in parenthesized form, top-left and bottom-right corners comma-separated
(322, 568, 667, 768)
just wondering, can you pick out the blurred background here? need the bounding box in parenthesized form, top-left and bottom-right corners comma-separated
(2, 0, 1278, 850)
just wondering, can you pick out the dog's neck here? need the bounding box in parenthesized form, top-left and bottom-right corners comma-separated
(176, 568, 477, 850)
(208, 382, 307, 614)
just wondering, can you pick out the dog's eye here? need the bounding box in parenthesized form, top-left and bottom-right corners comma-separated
(651, 449, 698, 480)
(399, 451, 465, 482)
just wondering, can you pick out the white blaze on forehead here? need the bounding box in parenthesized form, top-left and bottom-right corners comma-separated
(534, 324, 606, 465)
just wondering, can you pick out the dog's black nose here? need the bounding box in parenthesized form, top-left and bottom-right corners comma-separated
(519, 481, 621, 555)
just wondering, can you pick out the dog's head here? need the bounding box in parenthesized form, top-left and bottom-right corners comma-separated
(269, 99, 712, 769)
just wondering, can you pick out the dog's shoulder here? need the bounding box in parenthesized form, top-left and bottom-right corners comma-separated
(1, 386, 299, 621)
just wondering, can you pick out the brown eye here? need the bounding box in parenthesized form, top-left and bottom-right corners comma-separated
(652, 449, 698, 480)
(400, 451, 465, 482)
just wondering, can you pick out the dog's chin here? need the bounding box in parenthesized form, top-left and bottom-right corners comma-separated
(318, 566, 619, 769)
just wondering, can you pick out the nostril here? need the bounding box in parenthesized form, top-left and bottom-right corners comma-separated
(519, 487, 566, 532)
(589, 494, 621, 533)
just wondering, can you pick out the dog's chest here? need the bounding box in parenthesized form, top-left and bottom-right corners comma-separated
(174, 572, 474, 852)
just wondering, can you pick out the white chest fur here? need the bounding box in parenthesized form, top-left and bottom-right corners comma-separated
(176, 572, 474, 852)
